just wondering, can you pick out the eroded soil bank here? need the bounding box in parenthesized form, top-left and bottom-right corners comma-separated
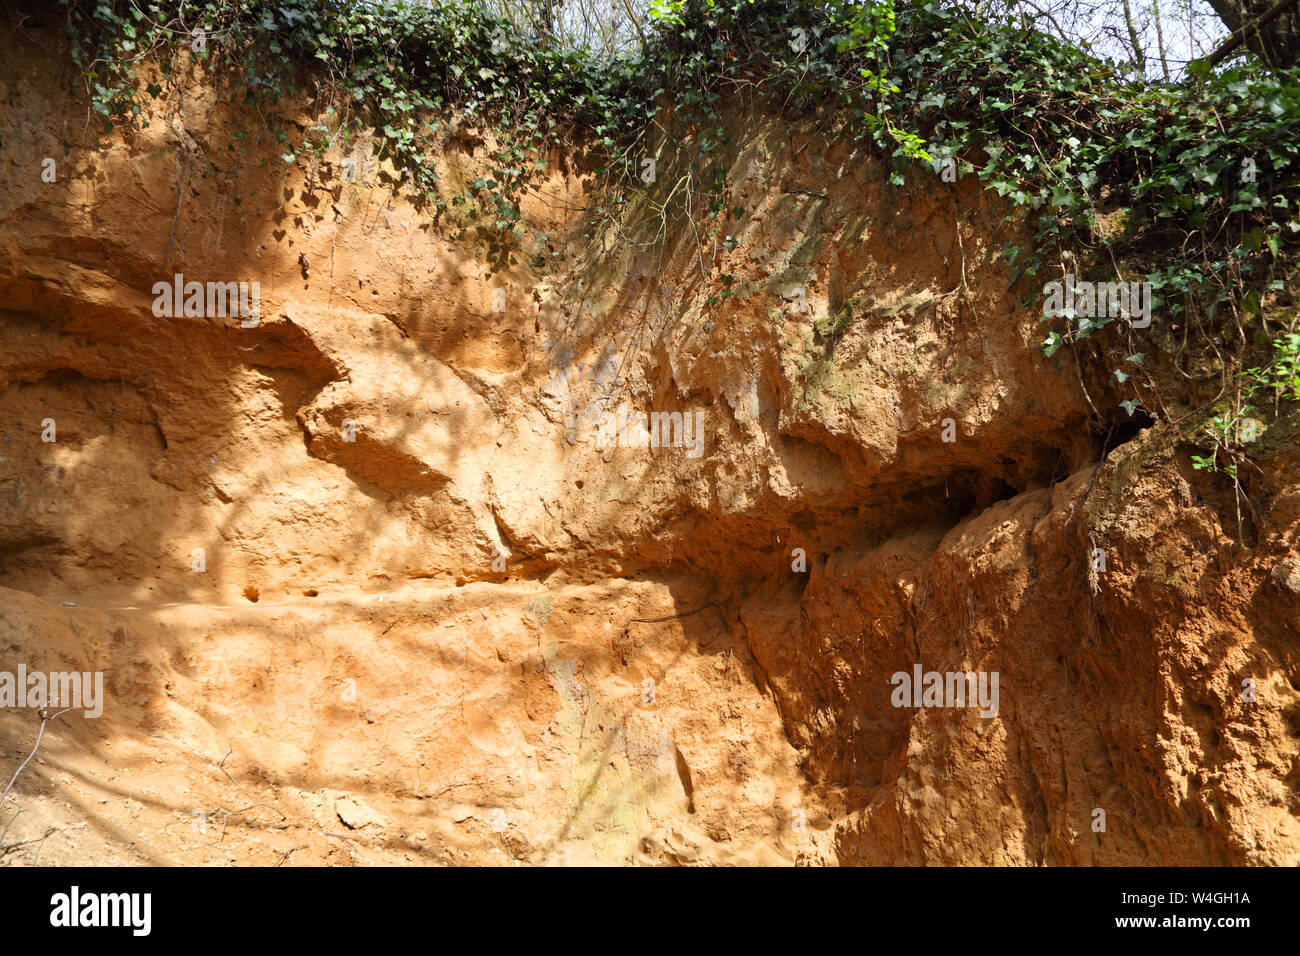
(1, 29, 1297, 865)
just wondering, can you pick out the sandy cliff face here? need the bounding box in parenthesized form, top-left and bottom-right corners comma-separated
(0, 31, 1296, 865)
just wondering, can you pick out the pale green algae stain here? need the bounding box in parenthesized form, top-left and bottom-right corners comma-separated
(540, 642, 677, 862)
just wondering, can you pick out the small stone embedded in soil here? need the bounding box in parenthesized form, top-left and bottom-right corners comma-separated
(334, 796, 385, 830)
(1271, 558, 1300, 593)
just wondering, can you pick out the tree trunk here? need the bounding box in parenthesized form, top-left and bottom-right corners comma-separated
(1120, 0, 1148, 72)
(1153, 0, 1172, 79)
(1206, 0, 1300, 65)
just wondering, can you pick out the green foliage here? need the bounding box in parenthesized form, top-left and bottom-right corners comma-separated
(45, 0, 920, 230)
(1191, 408, 1251, 480)
(874, 5, 1300, 326)
(648, 0, 687, 27)
(54, 0, 632, 227)
(1190, 328, 1298, 482)
(1247, 331, 1300, 403)
(36, 0, 1300, 308)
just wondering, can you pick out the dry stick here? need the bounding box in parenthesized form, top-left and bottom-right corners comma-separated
(1, 708, 75, 808)
(216, 746, 236, 783)
(0, 807, 24, 847)
(0, 828, 56, 858)
(211, 802, 286, 822)
(31, 827, 55, 866)
(430, 781, 480, 800)
(1, 709, 72, 863)
(274, 844, 308, 867)
(200, 802, 288, 848)
(1072, 340, 1104, 419)
(953, 213, 988, 357)
(163, 148, 185, 268)
(1233, 386, 1247, 546)
(623, 601, 722, 629)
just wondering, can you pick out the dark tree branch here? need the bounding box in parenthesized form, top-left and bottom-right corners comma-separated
(1205, 0, 1300, 65)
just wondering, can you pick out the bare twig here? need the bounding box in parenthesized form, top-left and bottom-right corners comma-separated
(0, 827, 57, 859)
(1, 708, 74, 809)
(274, 844, 308, 867)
